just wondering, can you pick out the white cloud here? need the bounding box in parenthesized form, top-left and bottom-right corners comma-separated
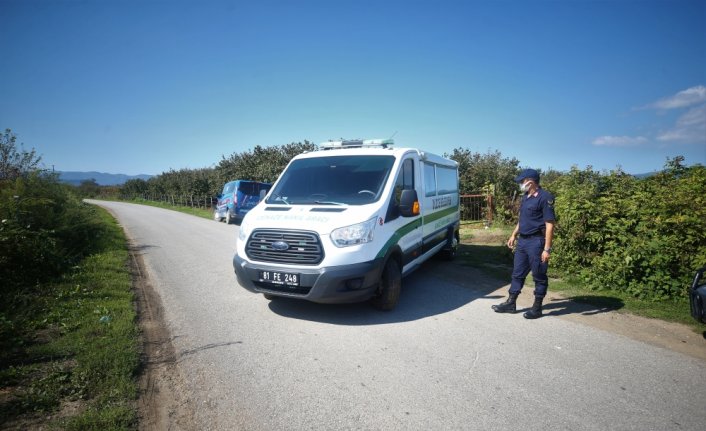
(592, 135, 649, 147)
(646, 85, 706, 110)
(657, 104, 706, 143)
(594, 85, 705, 149)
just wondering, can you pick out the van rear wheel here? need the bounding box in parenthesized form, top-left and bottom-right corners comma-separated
(371, 259, 401, 311)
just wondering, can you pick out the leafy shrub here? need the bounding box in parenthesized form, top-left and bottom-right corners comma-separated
(546, 160, 706, 300)
(0, 172, 106, 294)
(0, 129, 41, 181)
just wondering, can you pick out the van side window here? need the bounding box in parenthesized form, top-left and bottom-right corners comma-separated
(424, 163, 436, 197)
(436, 165, 458, 194)
(387, 159, 415, 222)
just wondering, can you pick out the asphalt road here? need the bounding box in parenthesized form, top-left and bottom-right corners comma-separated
(90, 200, 706, 431)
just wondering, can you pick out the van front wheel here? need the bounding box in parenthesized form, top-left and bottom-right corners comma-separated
(371, 259, 401, 311)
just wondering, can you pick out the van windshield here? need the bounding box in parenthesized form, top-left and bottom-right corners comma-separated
(267, 155, 395, 205)
(222, 182, 236, 194)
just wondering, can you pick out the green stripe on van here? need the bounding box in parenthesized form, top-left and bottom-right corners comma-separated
(375, 205, 459, 259)
(375, 218, 423, 259)
(424, 205, 459, 223)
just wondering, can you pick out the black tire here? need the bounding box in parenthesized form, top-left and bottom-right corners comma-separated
(371, 259, 401, 311)
(263, 293, 276, 300)
(440, 231, 459, 261)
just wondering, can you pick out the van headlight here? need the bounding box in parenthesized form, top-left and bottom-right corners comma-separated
(238, 220, 250, 242)
(331, 217, 377, 247)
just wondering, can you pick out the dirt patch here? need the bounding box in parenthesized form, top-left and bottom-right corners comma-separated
(456, 230, 706, 361)
(462, 226, 509, 245)
(130, 245, 196, 430)
(438, 261, 706, 361)
(541, 289, 706, 361)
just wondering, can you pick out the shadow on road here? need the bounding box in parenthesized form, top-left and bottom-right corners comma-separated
(266, 253, 628, 325)
(267, 259, 508, 325)
(130, 243, 160, 252)
(179, 341, 244, 360)
(540, 295, 624, 317)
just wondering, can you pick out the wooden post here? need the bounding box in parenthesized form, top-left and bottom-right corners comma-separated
(487, 194, 493, 224)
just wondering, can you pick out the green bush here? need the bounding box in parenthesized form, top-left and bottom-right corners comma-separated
(0, 172, 106, 293)
(547, 161, 706, 300)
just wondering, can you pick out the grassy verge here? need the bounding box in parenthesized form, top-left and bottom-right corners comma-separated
(0, 206, 139, 430)
(124, 197, 213, 220)
(457, 223, 515, 280)
(549, 278, 696, 327)
(458, 223, 702, 331)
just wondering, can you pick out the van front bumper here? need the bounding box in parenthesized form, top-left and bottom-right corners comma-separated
(233, 253, 385, 304)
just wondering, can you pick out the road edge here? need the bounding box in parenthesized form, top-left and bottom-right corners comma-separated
(130, 242, 197, 430)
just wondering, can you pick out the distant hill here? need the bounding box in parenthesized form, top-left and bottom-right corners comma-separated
(633, 172, 657, 179)
(58, 171, 153, 186)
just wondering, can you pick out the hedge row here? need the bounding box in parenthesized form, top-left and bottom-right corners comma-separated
(0, 173, 107, 293)
(545, 161, 706, 300)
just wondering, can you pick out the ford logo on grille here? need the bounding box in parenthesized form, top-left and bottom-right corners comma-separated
(272, 241, 290, 251)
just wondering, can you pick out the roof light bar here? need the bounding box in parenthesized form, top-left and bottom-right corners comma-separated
(319, 138, 395, 150)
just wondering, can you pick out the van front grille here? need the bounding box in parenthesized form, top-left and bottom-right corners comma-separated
(246, 229, 324, 265)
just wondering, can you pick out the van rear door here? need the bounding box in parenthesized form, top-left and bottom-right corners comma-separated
(236, 181, 271, 214)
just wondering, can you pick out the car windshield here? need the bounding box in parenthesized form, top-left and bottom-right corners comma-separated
(266, 155, 395, 205)
(223, 181, 270, 195)
(222, 182, 236, 194)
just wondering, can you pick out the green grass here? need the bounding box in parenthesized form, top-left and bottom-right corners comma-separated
(549, 278, 697, 328)
(458, 223, 704, 331)
(457, 224, 514, 279)
(0, 206, 140, 430)
(125, 197, 213, 219)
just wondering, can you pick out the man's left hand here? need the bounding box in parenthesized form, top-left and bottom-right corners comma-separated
(541, 250, 551, 263)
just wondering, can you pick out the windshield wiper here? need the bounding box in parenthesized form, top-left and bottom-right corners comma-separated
(271, 194, 291, 205)
(314, 200, 346, 206)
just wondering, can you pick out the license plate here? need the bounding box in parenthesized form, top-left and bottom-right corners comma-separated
(258, 270, 300, 286)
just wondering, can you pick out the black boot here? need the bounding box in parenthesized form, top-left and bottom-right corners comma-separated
(492, 293, 518, 313)
(523, 297, 543, 319)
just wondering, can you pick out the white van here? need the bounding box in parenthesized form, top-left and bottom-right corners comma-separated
(233, 139, 460, 310)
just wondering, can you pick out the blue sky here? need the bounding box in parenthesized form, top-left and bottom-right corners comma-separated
(1, 0, 704, 176)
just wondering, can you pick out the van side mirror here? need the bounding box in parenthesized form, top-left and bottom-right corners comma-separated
(399, 189, 420, 217)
